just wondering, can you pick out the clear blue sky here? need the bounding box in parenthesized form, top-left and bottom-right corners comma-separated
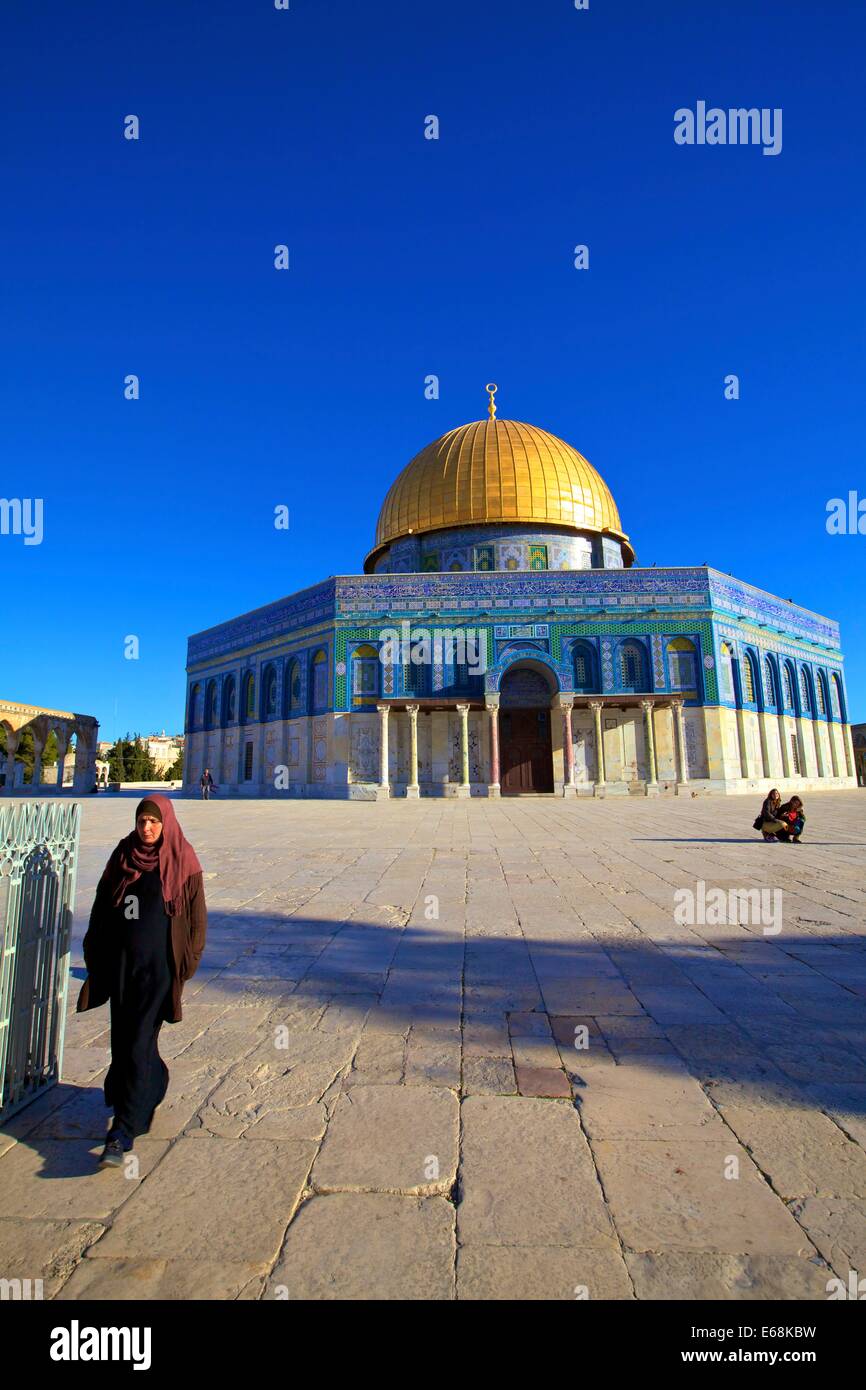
(2, 0, 864, 739)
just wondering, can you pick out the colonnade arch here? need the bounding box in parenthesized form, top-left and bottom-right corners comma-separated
(0, 700, 99, 793)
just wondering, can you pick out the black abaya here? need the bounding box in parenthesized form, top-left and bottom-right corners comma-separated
(103, 866, 173, 1143)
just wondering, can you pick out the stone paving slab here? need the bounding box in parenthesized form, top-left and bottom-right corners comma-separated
(458, 1095, 616, 1249)
(575, 1061, 729, 1141)
(0, 1218, 104, 1298)
(624, 1251, 833, 1300)
(2, 791, 864, 1300)
(717, 1103, 866, 1200)
(788, 1195, 866, 1280)
(89, 1136, 316, 1263)
(592, 1138, 813, 1255)
(311, 1084, 458, 1196)
(457, 1244, 634, 1300)
(268, 1193, 455, 1299)
(55, 1257, 267, 1300)
(0, 1139, 170, 1222)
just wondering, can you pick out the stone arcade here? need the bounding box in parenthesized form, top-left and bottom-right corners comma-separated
(183, 389, 857, 799)
(0, 700, 99, 793)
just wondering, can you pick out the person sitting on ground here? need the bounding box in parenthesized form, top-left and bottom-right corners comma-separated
(756, 788, 787, 841)
(775, 795, 805, 844)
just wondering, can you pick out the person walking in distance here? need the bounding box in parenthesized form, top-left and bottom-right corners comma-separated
(200, 767, 214, 799)
(77, 795, 207, 1168)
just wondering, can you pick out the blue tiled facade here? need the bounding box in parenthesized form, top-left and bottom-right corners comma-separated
(185, 565, 849, 730)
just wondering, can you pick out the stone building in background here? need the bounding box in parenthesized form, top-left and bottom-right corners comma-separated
(183, 389, 858, 799)
(145, 732, 184, 773)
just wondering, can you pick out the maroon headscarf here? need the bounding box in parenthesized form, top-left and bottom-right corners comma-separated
(101, 793, 201, 916)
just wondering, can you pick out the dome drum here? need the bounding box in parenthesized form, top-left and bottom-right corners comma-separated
(372, 523, 628, 574)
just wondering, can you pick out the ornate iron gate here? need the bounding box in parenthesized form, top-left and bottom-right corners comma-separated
(0, 801, 81, 1119)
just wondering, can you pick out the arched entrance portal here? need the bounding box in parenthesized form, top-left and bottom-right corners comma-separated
(499, 664, 555, 794)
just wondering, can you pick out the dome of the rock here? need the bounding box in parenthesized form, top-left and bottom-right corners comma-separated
(365, 397, 633, 573)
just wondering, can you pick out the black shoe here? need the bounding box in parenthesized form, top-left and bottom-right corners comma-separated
(98, 1136, 126, 1168)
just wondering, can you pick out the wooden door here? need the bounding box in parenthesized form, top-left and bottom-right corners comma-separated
(500, 708, 554, 794)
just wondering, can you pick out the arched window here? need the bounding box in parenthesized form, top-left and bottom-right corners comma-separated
(205, 680, 218, 729)
(453, 653, 482, 696)
(403, 656, 427, 696)
(285, 658, 303, 716)
(719, 643, 735, 701)
(573, 642, 597, 693)
(188, 683, 201, 731)
(816, 672, 828, 717)
(311, 650, 328, 712)
(763, 657, 777, 709)
(223, 676, 236, 725)
(241, 673, 255, 723)
(667, 638, 697, 692)
(619, 641, 646, 692)
(800, 668, 812, 715)
(831, 674, 844, 720)
(263, 666, 278, 719)
(352, 644, 380, 702)
(742, 653, 756, 704)
(782, 663, 795, 710)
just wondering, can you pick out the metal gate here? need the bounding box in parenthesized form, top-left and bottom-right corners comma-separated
(0, 801, 81, 1120)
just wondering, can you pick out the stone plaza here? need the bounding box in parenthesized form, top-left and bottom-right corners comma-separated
(1, 790, 865, 1300)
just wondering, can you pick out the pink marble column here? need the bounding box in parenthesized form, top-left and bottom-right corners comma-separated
(561, 701, 575, 788)
(487, 703, 500, 796)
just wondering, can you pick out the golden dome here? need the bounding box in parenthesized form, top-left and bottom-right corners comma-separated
(366, 414, 632, 568)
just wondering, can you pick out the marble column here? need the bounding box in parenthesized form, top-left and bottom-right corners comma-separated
(376, 703, 391, 800)
(589, 700, 606, 796)
(456, 703, 471, 798)
(671, 699, 689, 789)
(485, 698, 500, 798)
(641, 700, 659, 795)
(556, 696, 576, 797)
(405, 704, 420, 798)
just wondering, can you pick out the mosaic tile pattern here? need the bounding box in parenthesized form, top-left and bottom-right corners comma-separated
(186, 568, 848, 733)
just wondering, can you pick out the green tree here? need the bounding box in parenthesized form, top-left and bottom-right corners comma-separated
(126, 735, 157, 781)
(16, 728, 35, 783)
(107, 741, 126, 784)
(121, 735, 137, 780)
(42, 730, 59, 773)
(165, 747, 184, 782)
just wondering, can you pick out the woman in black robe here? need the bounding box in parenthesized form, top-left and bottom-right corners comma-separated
(77, 794, 207, 1167)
